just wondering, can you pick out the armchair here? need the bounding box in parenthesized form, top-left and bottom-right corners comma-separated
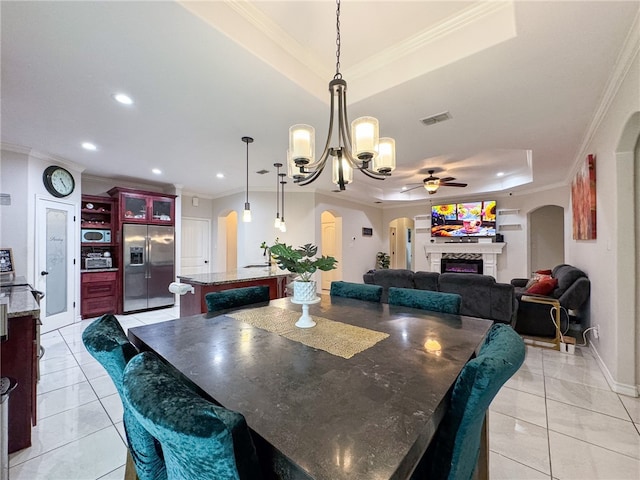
(511, 264, 590, 337)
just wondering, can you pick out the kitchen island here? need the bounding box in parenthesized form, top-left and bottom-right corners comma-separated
(177, 267, 292, 316)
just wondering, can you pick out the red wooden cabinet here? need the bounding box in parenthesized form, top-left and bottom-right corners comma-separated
(81, 271, 117, 318)
(108, 187, 176, 225)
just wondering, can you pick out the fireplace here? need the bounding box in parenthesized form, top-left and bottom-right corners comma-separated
(441, 254, 483, 274)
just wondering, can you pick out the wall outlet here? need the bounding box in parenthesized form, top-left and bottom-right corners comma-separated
(593, 325, 600, 339)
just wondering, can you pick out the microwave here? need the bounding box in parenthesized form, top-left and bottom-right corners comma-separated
(81, 229, 111, 243)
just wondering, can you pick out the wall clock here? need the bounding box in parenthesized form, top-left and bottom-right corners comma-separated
(43, 165, 75, 198)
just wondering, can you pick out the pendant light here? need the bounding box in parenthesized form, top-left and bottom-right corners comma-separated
(242, 136, 253, 222)
(279, 173, 287, 232)
(274, 162, 282, 228)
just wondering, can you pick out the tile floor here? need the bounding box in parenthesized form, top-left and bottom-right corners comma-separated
(8, 308, 640, 479)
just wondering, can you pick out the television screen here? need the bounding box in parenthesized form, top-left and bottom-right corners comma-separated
(431, 200, 497, 237)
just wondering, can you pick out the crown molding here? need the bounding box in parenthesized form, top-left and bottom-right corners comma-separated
(1, 143, 85, 172)
(568, 9, 640, 182)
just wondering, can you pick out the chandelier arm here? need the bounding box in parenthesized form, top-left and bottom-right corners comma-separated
(358, 167, 388, 181)
(338, 86, 353, 150)
(296, 165, 327, 186)
(336, 149, 346, 191)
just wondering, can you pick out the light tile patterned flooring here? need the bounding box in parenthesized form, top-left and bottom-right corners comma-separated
(8, 307, 640, 479)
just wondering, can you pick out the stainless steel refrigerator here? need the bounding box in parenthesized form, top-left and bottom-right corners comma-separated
(123, 224, 175, 313)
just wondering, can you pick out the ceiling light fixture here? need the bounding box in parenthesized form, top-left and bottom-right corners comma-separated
(152, 168, 162, 175)
(425, 178, 440, 194)
(242, 136, 253, 223)
(82, 142, 97, 151)
(279, 173, 287, 233)
(113, 93, 133, 105)
(287, 0, 395, 191)
(216, 173, 225, 179)
(274, 162, 282, 229)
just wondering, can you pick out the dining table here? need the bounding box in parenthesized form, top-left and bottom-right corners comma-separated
(127, 294, 493, 480)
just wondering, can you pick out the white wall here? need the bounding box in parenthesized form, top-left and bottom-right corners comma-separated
(0, 150, 29, 277)
(314, 193, 384, 283)
(569, 37, 640, 393)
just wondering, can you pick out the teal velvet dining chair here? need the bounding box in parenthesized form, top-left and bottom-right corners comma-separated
(122, 351, 263, 480)
(82, 314, 167, 480)
(388, 287, 462, 314)
(411, 323, 525, 480)
(205, 286, 270, 314)
(330, 281, 383, 302)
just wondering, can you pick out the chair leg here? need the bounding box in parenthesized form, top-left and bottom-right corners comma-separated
(124, 450, 138, 480)
(473, 413, 489, 480)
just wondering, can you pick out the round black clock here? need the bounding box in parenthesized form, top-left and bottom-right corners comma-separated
(43, 165, 75, 198)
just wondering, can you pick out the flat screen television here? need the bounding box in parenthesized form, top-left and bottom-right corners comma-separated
(431, 200, 497, 237)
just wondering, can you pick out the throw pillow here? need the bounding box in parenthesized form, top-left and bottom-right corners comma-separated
(525, 277, 539, 289)
(526, 277, 558, 295)
(535, 269, 552, 275)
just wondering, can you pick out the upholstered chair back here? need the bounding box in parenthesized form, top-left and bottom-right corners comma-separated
(205, 286, 270, 314)
(413, 323, 525, 480)
(82, 314, 167, 480)
(122, 352, 263, 480)
(329, 281, 383, 302)
(388, 287, 461, 314)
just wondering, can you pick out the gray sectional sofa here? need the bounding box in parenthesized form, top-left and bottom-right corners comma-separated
(363, 269, 517, 325)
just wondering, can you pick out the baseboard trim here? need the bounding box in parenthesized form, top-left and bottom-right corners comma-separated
(589, 343, 639, 397)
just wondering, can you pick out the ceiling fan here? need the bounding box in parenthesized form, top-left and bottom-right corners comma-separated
(401, 170, 468, 195)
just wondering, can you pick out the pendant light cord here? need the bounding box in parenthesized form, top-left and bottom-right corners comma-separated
(334, 0, 342, 79)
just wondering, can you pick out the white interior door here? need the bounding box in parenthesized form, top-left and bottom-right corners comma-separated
(36, 198, 76, 333)
(181, 217, 211, 276)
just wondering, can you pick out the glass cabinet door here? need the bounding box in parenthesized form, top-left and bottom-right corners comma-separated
(151, 197, 173, 222)
(122, 194, 148, 221)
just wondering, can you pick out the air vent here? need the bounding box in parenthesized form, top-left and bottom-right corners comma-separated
(256, 169, 269, 175)
(420, 111, 452, 126)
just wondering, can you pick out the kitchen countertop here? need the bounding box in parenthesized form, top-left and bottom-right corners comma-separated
(0, 285, 40, 318)
(81, 268, 119, 273)
(178, 267, 291, 286)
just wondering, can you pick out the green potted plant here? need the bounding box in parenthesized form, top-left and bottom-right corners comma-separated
(269, 241, 337, 301)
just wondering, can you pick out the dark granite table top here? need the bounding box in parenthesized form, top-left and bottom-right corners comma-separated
(128, 295, 492, 480)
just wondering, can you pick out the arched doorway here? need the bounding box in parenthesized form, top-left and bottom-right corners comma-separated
(528, 205, 564, 273)
(388, 217, 415, 270)
(216, 210, 238, 271)
(321, 210, 342, 291)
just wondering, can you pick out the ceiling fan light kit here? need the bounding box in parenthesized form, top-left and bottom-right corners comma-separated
(287, 0, 396, 191)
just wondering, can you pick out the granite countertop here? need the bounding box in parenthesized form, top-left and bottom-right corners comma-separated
(178, 267, 291, 286)
(0, 285, 40, 318)
(80, 268, 119, 273)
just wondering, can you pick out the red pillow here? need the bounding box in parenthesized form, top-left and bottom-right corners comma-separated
(535, 269, 552, 275)
(526, 277, 558, 295)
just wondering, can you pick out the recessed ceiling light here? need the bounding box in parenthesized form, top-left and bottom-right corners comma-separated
(497, 172, 505, 177)
(152, 168, 162, 175)
(401, 186, 407, 191)
(82, 142, 97, 151)
(216, 173, 224, 179)
(113, 93, 133, 105)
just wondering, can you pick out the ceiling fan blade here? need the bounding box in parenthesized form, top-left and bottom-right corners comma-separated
(401, 184, 425, 193)
(438, 177, 456, 183)
(440, 182, 468, 187)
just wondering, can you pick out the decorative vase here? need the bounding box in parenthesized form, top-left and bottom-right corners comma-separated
(293, 280, 317, 302)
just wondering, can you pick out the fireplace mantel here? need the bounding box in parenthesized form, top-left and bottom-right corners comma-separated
(423, 242, 506, 278)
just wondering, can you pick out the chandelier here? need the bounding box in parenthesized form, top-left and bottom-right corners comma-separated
(287, 0, 396, 191)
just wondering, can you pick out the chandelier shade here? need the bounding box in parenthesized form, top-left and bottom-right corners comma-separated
(287, 0, 395, 191)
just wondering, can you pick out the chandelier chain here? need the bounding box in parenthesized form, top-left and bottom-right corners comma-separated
(334, 0, 342, 79)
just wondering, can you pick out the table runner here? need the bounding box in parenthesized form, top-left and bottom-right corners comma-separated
(227, 305, 389, 359)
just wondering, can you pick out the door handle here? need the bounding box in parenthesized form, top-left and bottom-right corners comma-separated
(40, 271, 49, 276)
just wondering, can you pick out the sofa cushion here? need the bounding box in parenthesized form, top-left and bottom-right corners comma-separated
(413, 271, 440, 291)
(439, 273, 515, 324)
(552, 264, 587, 296)
(370, 269, 414, 302)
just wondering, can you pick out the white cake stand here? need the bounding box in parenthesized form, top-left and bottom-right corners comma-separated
(290, 297, 321, 328)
